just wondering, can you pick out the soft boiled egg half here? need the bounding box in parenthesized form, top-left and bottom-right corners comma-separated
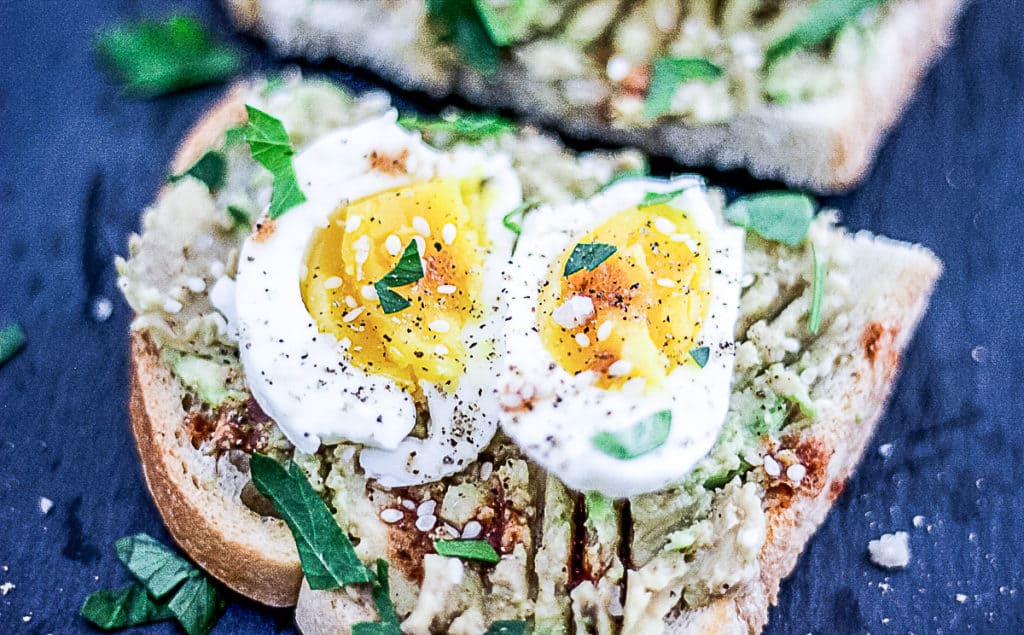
(497, 177, 744, 498)
(233, 112, 521, 486)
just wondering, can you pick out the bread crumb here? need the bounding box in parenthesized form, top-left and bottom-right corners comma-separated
(39, 496, 53, 515)
(868, 531, 910, 570)
(0, 582, 14, 596)
(912, 515, 925, 528)
(956, 593, 968, 603)
(878, 443, 893, 458)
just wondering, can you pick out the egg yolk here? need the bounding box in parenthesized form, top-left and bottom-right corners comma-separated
(302, 177, 489, 393)
(537, 203, 712, 390)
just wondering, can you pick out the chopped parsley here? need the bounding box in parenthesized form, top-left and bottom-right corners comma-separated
(723, 191, 815, 247)
(808, 246, 828, 334)
(227, 204, 253, 229)
(81, 583, 174, 631)
(427, 0, 500, 74)
(399, 111, 516, 143)
(766, 0, 884, 67)
(563, 243, 617, 276)
(374, 240, 425, 315)
(433, 539, 501, 563)
(0, 323, 26, 367)
(644, 57, 724, 120)
(638, 187, 688, 208)
(592, 410, 672, 460)
(243, 106, 306, 219)
(689, 346, 711, 368)
(502, 200, 539, 254)
(167, 150, 226, 192)
(95, 15, 240, 97)
(597, 163, 651, 193)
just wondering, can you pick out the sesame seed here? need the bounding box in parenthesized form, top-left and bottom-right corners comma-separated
(479, 461, 493, 481)
(162, 298, 183, 314)
(323, 276, 342, 290)
(385, 234, 402, 256)
(657, 278, 676, 288)
(401, 499, 416, 510)
(413, 216, 431, 236)
(437, 284, 457, 294)
(380, 508, 403, 523)
(345, 214, 362, 232)
(462, 520, 482, 539)
(672, 234, 699, 252)
(435, 344, 449, 356)
(445, 524, 460, 538)
(361, 285, 379, 300)
(429, 319, 451, 333)
(413, 235, 426, 256)
(575, 333, 591, 347)
(608, 359, 633, 377)
(763, 455, 781, 477)
(606, 55, 630, 82)
(417, 500, 437, 517)
(787, 463, 807, 483)
(597, 321, 613, 342)
(415, 514, 437, 532)
(654, 216, 676, 235)
(343, 307, 365, 323)
(186, 276, 206, 293)
(442, 223, 456, 244)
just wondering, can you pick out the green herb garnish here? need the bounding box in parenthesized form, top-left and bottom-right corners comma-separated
(766, 0, 883, 67)
(95, 15, 240, 97)
(723, 191, 815, 247)
(689, 346, 710, 368)
(808, 246, 827, 334)
(473, 0, 538, 46)
(249, 453, 374, 588)
(433, 539, 501, 563)
(352, 559, 401, 634)
(167, 572, 223, 635)
(638, 187, 688, 208)
(592, 410, 672, 460)
(227, 204, 253, 229)
(167, 150, 227, 192)
(485, 621, 529, 635)
(644, 57, 724, 120)
(243, 106, 306, 219)
(597, 163, 651, 193)
(747, 397, 788, 436)
(0, 323, 26, 367)
(81, 584, 174, 631)
(502, 200, 539, 254)
(115, 534, 193, 599)
(427, 0, 500, 74)
(703, 459, 754, 490)
(373, 240, 425, 315)
(563, 243, 617, 276)
(224, 126, 246, 148)
(399, 111, 516, 143)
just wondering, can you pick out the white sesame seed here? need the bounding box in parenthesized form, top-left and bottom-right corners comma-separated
(606, 55, 630, 82)
(380, 509, 403, 523)
(597, 321, 613, 342)
(575, 333, 591, 347)
(162, 298, 183, 314)
(401, 499, 416, 510)
(607, 359, 633, 377)
(345, 214, 362, 232)
(672, 234, 699, 252)
(385, 234, 402, 256)
(763, 455, 781, 477)
(435, 344, 449, 356)
(417, 500, 437, 517)
(186, 277, 206, 293)
(412, 216, 431, 236)
(323, 276, 343, 290)
(462, 520, 482, 539)
(479, 461, 493, 481)
(787, 463, 807, 483)
(354, 236, 371, 263)
(343, 307, 365, 323)
(344, 295, 358, 309)
(429, 319, 450, 333)
(361, 285, 379, 300)
(445, 524, 460, 538)
(437, 284, 457, 294)
(442, 223, 457, 245)
(413, 235, 426, 256)
(657, 278, 675, 288)
(654, 216, 676, 235)
(415, 514, 437, 532)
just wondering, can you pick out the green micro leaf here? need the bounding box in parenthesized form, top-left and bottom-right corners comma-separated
(167, 572, 225, 635)
(644, 57, 724, 120)
(592, 410, 672, 460)
(115, 533, 193, 600)
(94, 15, 240, 97)
(378, 241, 424, 288)
(766, 0, 883, 67)
(723, 191, 815, 247)
(564, 243, 617, 277)
(433, 539, 501, 563)
(427, 0, 500, 74)
(351, 560, 401, 634)
(398, 111, 516, 144)
(0, 323, 26, 367)
(808, 246, 827, 334)
(80, 583, 175, 630)
(227, 204, 253, 229)
(702, 458, 754, 490)
(502, 200, 539, 254)
(746, 397, 788, 436)
(249, 453, 374, 589)
(167, 150, 227, 192)
(597, 163, 651, 193)
(638, 187, 688, 208)
(485, 621, 529, 635)
(352, 624, 403, 635)
(374, 284, 412, 315)
(244, 105, 307, 219)
(224, 126, 246, 148)
(689, 346, 710, 368)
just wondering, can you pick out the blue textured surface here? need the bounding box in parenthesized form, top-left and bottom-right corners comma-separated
(0, 1, 1022, 633)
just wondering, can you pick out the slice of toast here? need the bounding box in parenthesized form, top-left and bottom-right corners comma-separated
(121, 79, 940, 632)
(223, 0, 966, 192)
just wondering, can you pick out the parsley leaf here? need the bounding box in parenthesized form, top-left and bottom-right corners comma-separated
(427, 0, 500, 74)
(115, 534, 193, 600)
(399, 111, 516, 144)
(808, 246, 827, 334)
(167, 150, 227, 192)
(374, 285, 412, 315)
(227, 204, 253, 229)
(703, 459, 754, 490)
(766, 0, 883, 67)
(352, 560, 401, 634)
(564, 243, 617, 276)
(243, 106, 306, 219)
(0, 323, 26, 367)
(485, 621, 529, 635)
(224, 126, 246, 147)
(249, 453, 374, 589)
(433, 539, 501, 563)
(167, 572, 225, 635)
(638, 187, 689, 208)
(592, 410, 672, 460)
(80, 583, 174, 630)
(95, 15, 240, 97)
(502, 200, 539, 254)
(723, 191, 815, 247)
(373, 240, 424, 314)
(689, 346, 710, 368)
(644, 57, 724, 120)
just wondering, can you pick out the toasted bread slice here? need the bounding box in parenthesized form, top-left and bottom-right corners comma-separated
(124, 80, 940, 632)
(223, 0, 965, 192)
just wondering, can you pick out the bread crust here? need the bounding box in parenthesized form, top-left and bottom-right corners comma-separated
(222, 0, 966, 192)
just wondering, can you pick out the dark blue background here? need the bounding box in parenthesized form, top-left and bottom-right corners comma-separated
(1, 1, 1021, 632)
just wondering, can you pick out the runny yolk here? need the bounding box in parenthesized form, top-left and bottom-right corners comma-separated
(537, 203, 712, 390)
(301, 177, 488, 393)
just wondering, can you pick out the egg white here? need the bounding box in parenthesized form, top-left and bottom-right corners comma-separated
(497, 177, 744, 498)
(233, 113, 520, 487)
